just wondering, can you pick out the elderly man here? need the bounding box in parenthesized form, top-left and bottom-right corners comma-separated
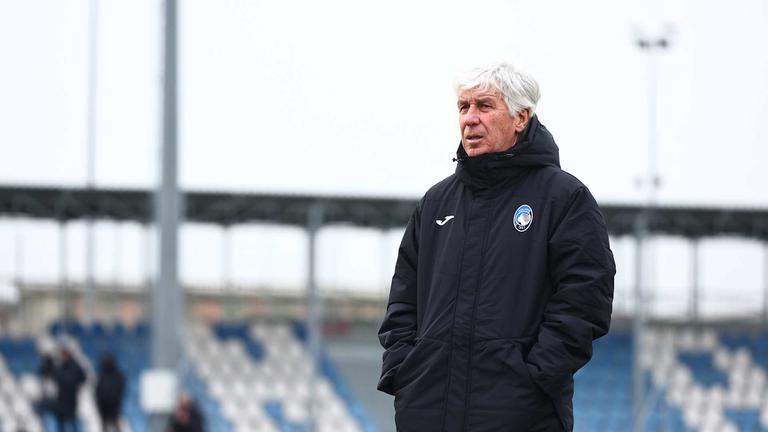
(377, 63, 615, 432)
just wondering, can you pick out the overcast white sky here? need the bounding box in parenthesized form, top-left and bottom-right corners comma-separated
(0, 0, 767, 316)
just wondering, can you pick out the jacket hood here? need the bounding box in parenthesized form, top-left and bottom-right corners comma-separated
(454, 115, 560, 190)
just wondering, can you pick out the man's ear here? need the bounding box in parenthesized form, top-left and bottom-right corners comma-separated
(515, 109, 531, 133)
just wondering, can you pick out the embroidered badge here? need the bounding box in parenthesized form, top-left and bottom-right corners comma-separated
(514, 204, 533, 232)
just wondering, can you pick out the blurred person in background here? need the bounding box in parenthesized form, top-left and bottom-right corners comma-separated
(95, 353, 125, 432)
(35, 353, 58, 415)
(377, 63, 615, 432)
(54, 347, 86, 432)
(166, 393, 204, 432)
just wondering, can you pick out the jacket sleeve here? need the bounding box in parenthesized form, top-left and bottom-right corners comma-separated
(377, 203, 421, 395)
(526, 186, 615, 398)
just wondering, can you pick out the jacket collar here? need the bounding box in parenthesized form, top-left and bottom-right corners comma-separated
(454, 115, 560, 191)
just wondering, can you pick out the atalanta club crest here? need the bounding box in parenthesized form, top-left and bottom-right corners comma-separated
(514, 204, 533, 232)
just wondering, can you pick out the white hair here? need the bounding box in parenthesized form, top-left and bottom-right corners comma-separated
(454, 63, 541, 115)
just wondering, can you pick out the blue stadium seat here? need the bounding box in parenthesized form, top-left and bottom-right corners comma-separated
(678, 352, 729, 387)
(725, 409, 764, 431)
(213, 322, 265, 360)
(721, 330, 768, 370)
(0, 338, 40, 375)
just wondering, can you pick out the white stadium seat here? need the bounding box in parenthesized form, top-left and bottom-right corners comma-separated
(18, 373, 41, 404)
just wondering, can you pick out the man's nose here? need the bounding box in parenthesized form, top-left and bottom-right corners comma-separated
(464, 106, 481, 125)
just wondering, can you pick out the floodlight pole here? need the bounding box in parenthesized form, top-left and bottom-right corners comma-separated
(59, 222, 69, 328)
(631, 214, 648, 432)
(84, 0, 99, 325)
(763, 243, 768, 326)
(379, 230, 391, 298)
(690, 238, 700, 323)
(307, 203, 324, 432)
(151, 0, 183, 430)
(222, 224, 236, 318)
(14, 231, 28, 332)
(633, 32, 670, 432)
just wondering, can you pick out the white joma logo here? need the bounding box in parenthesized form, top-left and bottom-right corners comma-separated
(436, 215, 455, 226)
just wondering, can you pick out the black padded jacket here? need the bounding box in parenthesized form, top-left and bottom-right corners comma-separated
(378, 115, 615, 432)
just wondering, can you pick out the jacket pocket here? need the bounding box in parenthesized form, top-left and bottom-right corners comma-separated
(470, 338, 551, 415)
(378, 339, 416, 395)
(393, 337, 449, 410)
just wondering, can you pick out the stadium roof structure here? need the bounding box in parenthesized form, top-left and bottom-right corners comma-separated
(1, 184, 768, 239)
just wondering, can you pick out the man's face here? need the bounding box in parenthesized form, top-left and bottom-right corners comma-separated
(457, 87, 529, 157)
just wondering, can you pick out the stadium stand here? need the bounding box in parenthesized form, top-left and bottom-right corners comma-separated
(0, 321, 374, 432)
(573, 326, 768, 432)
(0, 337, 44, 432)
(187, 321, 374, 432)
(639, 327, 768, 432)
(573, 330, 696, 432)
(1, 324, 766, 431)
(49, 321, 150, 432)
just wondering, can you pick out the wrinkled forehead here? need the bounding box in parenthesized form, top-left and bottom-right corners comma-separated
(457, 85, 504, 102)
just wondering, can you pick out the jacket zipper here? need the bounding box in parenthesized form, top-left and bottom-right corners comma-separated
(460, 194, 494, 431)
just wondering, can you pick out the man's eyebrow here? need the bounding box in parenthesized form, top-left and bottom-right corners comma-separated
(475, 96, 497, 103)
(457, 95, 498, 106)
